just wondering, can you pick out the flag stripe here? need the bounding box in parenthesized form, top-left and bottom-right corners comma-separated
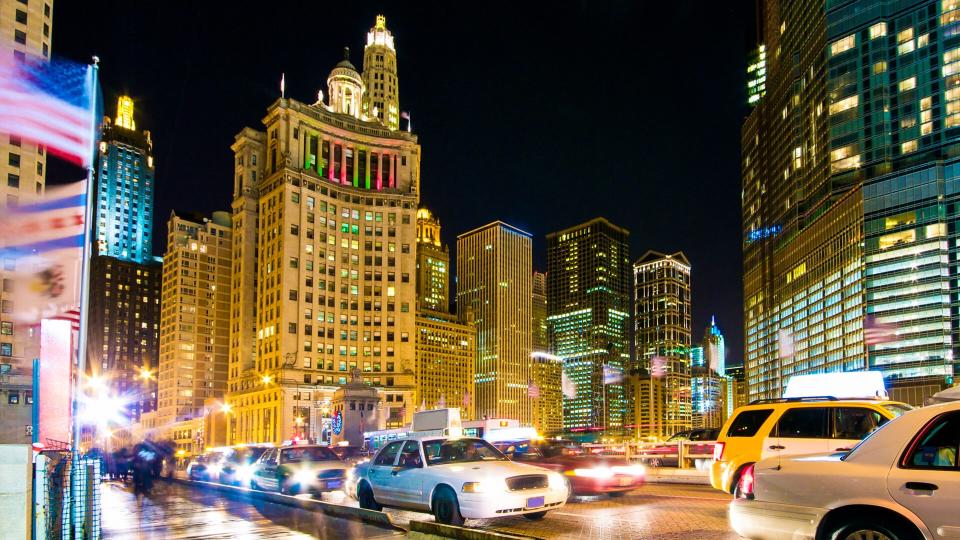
(0, 234, 84, 256)
(14, 193, 86, 213)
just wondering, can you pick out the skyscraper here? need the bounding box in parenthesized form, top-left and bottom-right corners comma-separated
(531, 271, 562, 435)
(84, 96, 162, 440)
(0, 0, 54, 444)
(415, 207, 449, 314)
(362, 14, 400, 130)
(227, 16, 420, 444)
(457, 221, 533, 423)
(156, 211, 232, 431)
(546, 218, 630, 437)
(632, 251, 692, 440)
(691, 318, 725, 429)
(824, 0, 957, 405)
(704, 316, 726, 376)
(742, 0, 864, 402)
(415, 311, 476, 419)
(532, 271, 548, 353)
(744, 0, 957, 405)
(94, 96, 156, 263)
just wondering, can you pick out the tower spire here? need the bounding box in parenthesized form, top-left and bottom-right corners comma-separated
(363, 14, 400, 130)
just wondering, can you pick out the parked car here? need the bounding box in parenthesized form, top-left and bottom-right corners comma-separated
(710, 397, 912, 494)
(250, 444, 347, 495)
(351, 435, 568, 525)
(496, 439, 644, 498)
(641, 428, 719, 468)
(730, 400, 960, 540)
(218, 444, 271, 486)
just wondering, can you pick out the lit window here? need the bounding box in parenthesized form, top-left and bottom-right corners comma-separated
(902, 139, 918, 153)
(829, 95, 859, 115)
(873, 61, 887, 74)
(830, 34, 856, 56)
(942, 0, 960, 25)
(898, 28, 915, 54)
(869, 22, 887, 39)
(918, 33, 929, 48)
(899, 77, 916, 92)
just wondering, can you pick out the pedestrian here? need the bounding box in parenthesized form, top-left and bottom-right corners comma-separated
(132, 449, 154, 505)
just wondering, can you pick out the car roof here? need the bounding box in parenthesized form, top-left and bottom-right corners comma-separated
(740, 399, 909, 409)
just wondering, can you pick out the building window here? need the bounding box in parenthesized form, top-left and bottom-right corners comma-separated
(829, 34, 855, 56)
(869, 22, 886, 39)
(8, 391, 19, 404)
(1, 322, 12, 335)
(14, 30, 26, 45)
(15, 10, 26, 24)
(0, 342, 12, 356)
(7, 174, 20, 188)
(899, 77, 917, 92)
(9, 153, 20, 167)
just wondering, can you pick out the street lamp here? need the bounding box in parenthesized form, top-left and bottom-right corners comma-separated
(261, 375, 272, 385)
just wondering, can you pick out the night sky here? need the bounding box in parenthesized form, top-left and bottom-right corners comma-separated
(50, 1, 756, 365)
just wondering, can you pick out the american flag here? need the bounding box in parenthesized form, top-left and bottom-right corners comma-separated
(400, 111, 410, 120)
(865, 315, 898, 346)
(527, 379, 540, 399)
(561, 371, 577, 399)
(52, 308, 80, 333)
(0, 56, 97, 167)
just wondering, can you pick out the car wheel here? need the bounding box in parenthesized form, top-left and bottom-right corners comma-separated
(608, 491, 625, 498)
(523, 511, 548, 520)
(647, 458, 663, 468)
(564, 477, 575, 501)
(358, 483, 382, 512)
(827, 517, 920, 540)
(731, 463, 754, 496)
(432, 486, 465, 526)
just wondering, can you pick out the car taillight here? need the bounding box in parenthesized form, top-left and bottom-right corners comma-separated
(737, 464, 755, 499)
(713, 442, 725, 461)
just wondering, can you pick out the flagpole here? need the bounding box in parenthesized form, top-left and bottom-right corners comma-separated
(70, 56, 99, 537)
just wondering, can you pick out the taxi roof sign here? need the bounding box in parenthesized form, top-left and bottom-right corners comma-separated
(783, 371, 888, 400)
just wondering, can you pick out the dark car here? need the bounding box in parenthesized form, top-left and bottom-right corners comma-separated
(330, 445, 369, 466)
(219, 444, 272, 486)
(641, 428, 720, 468)
(250, 444, 347, 495)
(496, 440, 645, 498)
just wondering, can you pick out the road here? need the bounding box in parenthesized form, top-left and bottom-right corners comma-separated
(102, 480, 740, 539)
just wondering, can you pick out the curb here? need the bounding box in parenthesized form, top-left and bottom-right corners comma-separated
(409, 520, 545, 540)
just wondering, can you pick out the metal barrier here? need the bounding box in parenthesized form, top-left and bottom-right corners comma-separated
(34, 451, 102, 539)
(582, 441, 718, 469)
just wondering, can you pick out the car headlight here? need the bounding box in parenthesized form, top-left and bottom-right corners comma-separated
(572, 467, 614, 479)
(462, 481, 485, 493)
(236, 465, 253, 483)
(293, 469, 315, 486)
(548, 472, 566, 490)
(611, 465, 645, 477)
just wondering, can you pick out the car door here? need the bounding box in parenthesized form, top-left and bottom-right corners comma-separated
(369, 441, 404, 504)
(393, 440, 426, 506)
(254, 449, 277, 490)
(768, 407, 832, 460)
(886, 410, 960, 537)
(831, 406, 886, 453)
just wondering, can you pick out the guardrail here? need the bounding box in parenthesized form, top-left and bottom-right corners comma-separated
(581, 440, 717, 469)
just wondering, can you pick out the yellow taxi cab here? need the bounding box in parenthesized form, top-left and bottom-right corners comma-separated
(710, 396, 912, 494)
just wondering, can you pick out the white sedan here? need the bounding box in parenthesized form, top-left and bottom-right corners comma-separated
(730, 400, 960, 540)
(352, 435, 568, 525)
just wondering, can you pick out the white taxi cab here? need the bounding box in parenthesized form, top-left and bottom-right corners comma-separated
(730, 400, 960, 540)
(352, 435, 568, 525)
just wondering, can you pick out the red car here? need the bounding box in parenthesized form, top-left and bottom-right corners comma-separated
(640, 428, 719, 468)
(495, 440, 645, 497)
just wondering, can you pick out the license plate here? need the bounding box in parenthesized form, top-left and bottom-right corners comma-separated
(327, 480, 342, 489)
(526, 496, 545, 509)
(618, 477, 633, 486)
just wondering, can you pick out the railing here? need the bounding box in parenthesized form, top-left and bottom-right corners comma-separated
(581, 440, 718, 470)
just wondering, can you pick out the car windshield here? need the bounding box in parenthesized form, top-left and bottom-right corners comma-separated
(281, 447, 339, 463)
(841, 411, 906, 460)
(882, 403, 914, 418)
(423, 438, 507, 465)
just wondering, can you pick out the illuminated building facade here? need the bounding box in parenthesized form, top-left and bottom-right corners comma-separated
(532, 271, 548, 352)
(156, 211, 232, 432)
(415, 312, 476, 420)
(457, 222, 533, 423)
(704, 316, 726, 375)
(546, 218, 630, 437)
(83, 96, 162, 431)
(743, 0, 865, 402)
(745, 0, 957, 405)
(415, 207, 449, 314)
(825, 0, 958, 404)
(0, 0, 54, 443)
(723, 365, 749, 420)
(227, 17, 420, 444)
(86, 255, 161, 421)
(633, 251, 691, 440)
(95, 96, 156, 263)
(747, 45, 767, 105)
(362, 15, 400, 130)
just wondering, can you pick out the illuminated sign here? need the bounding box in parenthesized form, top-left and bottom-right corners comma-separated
(332, 410, 343, 435)
(747, 225, 782, 243)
